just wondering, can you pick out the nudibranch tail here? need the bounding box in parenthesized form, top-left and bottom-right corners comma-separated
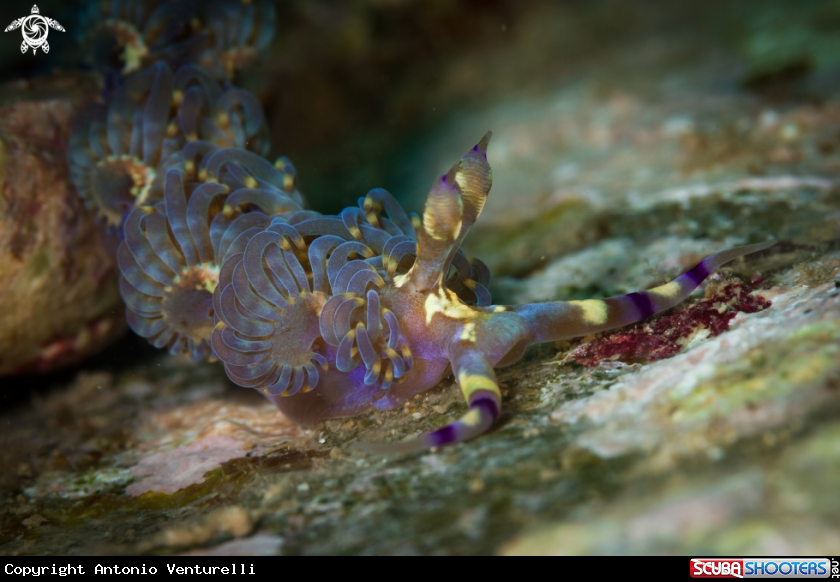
(513, 239, 778, 344)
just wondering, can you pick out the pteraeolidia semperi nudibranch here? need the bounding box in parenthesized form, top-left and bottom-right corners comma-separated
(72, 60, 775, 451)
(204, 132, 776, 452)
(68, 61, 270, 226)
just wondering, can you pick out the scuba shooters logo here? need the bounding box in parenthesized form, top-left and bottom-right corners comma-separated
(691, 558, 836, 578)
(4, 5, 64, 54)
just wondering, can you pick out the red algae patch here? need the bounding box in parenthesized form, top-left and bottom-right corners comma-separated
(568, 275, 772, 367)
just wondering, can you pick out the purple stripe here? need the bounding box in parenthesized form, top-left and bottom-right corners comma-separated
(471, 396, 500, 422)
(627, 291, 655, 319)
(429, 424, 457, 447)
(683, 260, 710, 285)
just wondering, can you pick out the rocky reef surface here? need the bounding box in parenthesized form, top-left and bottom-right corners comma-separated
(0, 73, 125, 376)
(1, 0, 839, 555)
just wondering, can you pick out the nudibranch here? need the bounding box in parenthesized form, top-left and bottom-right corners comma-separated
(117, 143, 305, 360)
(68, 61, 270, 226)
(208, 131, 776, 452)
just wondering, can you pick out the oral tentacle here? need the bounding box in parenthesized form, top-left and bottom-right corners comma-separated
(513, 240, 778, 344)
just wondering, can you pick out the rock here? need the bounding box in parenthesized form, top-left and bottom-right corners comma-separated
(0, 72, 125, 376)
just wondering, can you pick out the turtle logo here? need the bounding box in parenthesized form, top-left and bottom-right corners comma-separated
(5, 5, 65, 55)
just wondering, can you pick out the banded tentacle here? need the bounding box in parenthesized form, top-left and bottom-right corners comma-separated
(360, 344, 500, 454)
(512, 240, 778, 344)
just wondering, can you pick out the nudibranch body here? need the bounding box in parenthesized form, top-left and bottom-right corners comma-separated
(208, 132, 776, 452)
